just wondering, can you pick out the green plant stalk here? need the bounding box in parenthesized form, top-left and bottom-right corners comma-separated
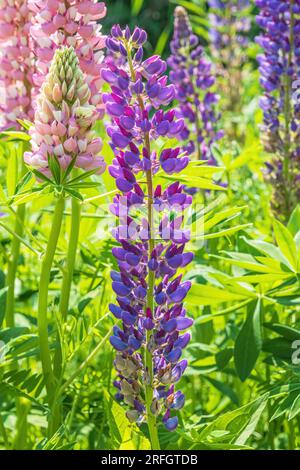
(5, 203, 26, 327)
(53, 196, 81, 381)
(144, 153, 160, 451)
(282, 0, 294, 220)
(0, 414, 9, 449)
(13, 398, 30, 450)
(5, 154, 27, 328)
(37, 194, 64, 429)
(60, 195, 81, 320)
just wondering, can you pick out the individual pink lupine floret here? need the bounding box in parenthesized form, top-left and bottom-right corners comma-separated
(0, 0, 35, 128)
(24, 46, 106, 178)
(29, 0, 107, 117)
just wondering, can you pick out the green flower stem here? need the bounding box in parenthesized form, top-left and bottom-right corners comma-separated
(5, 151, 27, 328)
(127, 45, 160, 450)
(53, 196, 81, 381)
(0, 414, 9, 449)
(13, 397, 30, 450)
(60, 196, 81, 320)
(283, 0, 294, 220)
(5, 203, 26, 327)
(144, 152, 160, 451)
(37, 194, 64, 419)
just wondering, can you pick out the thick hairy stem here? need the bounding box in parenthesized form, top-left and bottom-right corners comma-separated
(37, 195, 64, 431)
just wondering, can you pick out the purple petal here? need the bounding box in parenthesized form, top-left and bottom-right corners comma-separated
(164, 416, 178, 431)
(176, 317, 194, 330)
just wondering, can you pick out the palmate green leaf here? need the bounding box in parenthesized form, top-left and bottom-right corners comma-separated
(103, 390, 151, 450)
(234, 299, 263, 381)
(287, 205, 300, 236)
(215, 348, 234, 370)
(273, 219, 297, 271)
(187, 284, 247, 306)
(234, 397, 268, 446)
(263, 323, 300, 341)
(0, 382, 39, 406)
(1, 131, 30, 142)
(188, 196, 239, 225)
(198, 396, 267, 445)
(14, 171, 33, 195)
(170, 0, 205, 16)
(184, 162, 224, 178)
(215, 251, 284, 274)
(67, 168, 98, 184)
(232, 273, 293, 284)
(36, 425, 73, 450)
(203, 376, 239, 405)
(0, 327, 30, 343)
(273, 295, 300, 306)
(12, 186, 47, 206)
(68, 182, 100, 189)
(4, 334, 39, 358)
(48, 154, 61, 184)
(289, 394, 300, 420)
(190, 25, 209, 41)
(32, 169, 53, 185)
(16, 118, 32, 130)
(189, 14, 210, 28)
(201, 224, 251, 240)
(203, 206, 246, 230)
(243, 237, 293, 270)
(271, 390, 300, 421)
(160, 174, 225, 191)
(64, 187, 83, 201)
(263, 338, 291, 360)
(209, 272, 257, 298)
(269, 382, 300, 398)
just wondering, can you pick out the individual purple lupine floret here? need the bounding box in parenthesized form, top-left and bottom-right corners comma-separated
(256, 0, 300, 220)
(102, 25, 194, 441)
(168, 7, 223, 163)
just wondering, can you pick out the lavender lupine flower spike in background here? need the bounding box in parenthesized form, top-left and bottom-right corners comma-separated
(24, 46, 106, 177)
(102, 25, 194, 446)
(208, 0, 251, 138)
(168, 6, 223, 163)
(256, 0, 300, 220)
(0, 0, 35, 128)
(29, 0, 107, 117)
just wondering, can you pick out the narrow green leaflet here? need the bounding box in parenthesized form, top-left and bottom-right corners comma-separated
(234, 299, 263, 381)
(273, 219, 297, 271)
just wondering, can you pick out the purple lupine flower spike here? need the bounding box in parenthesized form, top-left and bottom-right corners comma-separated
(102, 25, 194, 438)
(168, 7, 223, 163)
(256, 0, 300, 219)
(208, 0, 251, 123)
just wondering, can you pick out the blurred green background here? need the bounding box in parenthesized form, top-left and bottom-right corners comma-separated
(102, 0, 180, 56)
